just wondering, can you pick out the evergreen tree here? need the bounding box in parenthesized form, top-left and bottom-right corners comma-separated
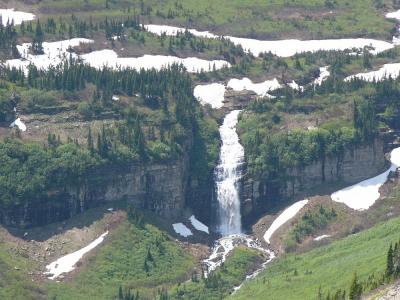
(32, 20, 44, 54)
(386, 243, 395, 277)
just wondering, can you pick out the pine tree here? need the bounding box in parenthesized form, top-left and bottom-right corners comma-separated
(32, 20, 44, 54)
(387, 243, 395, 277)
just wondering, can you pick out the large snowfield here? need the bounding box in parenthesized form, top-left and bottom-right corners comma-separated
(144, 24, 394, 57)
(6, 39, 230, 74)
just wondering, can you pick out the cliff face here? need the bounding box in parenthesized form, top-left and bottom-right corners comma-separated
(241, 138, 387, 222)
(1, 159, 189, 228)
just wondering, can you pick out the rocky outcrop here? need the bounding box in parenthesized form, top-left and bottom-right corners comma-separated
(241, 138, 387, 222)
(1, 159, 189, 228)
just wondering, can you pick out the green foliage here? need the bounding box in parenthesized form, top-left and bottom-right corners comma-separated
(170, 246, 263, 300)
(47, 220, 195, 300)
(232, 216, 400, 300)
(285, 206, 337, 250)
(0, 138, 101, 211)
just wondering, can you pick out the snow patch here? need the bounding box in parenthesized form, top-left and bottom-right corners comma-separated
(189, 215, 209, 234)
(9, 118, 26, 131)
(345, 63, 400, 82)
(44, 231, 108, 280)
(314, 235, 331, 241)
(314, 66, 330, 86)
(0, 8, 35, 26)
(81, 49, 230, 73)
(331, 147, 400, 210)
(288, 80, 304, 91)
(226, 37, 393, 57)
(144, 24, 218, 39)
(7, 39, 229, 75)
(172, 223, 193, 237)
(386, 10, 400, 21)
(193, 83, 226, 108)
(263, 199, 309, 244)
(227, 77, 281, 97)
(144, 24, 393, 57)
(6, 38, 94, 75)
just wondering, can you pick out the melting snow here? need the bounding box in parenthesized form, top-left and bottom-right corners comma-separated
(314, 66, 330, 86)
(331, 147, 400, 210)
(81, 49, 230, 73)
(144, 24, 218, 39)
(263, 199, 309, 244)
(226, 37, 393, 57)
(189, 215, 209, 234)
(288, 80, 304, 91)
(172, 223, 193, 237)
(7, 39, 230, 74)
(345, 63, 400, 82)
(227, 77, 281, 97)
(44, 231, 108, 280)
(6, 38, 94, 75)
(386, 10, 400, 21)
(314, 235, 331, 241)
(0, 9, 35, 26)
(144, 24, 393, 57)
(193, 83, 226, 108)
(9, 118, 26, 131)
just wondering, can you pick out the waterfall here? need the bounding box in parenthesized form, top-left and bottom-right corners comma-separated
(203, 109, 274, 280)
(215, 110, 244, 235)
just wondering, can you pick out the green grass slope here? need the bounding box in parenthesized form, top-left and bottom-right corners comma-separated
(17, 0, 395, 39)
(232, 215, 400, 300)
(46, 218, 196, 300)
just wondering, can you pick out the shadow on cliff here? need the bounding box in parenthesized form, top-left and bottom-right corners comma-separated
(4, 201, 127, 242)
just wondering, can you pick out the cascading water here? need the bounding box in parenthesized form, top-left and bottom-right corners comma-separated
(203, 110, 274, 280)
(215, 110, 244, 235)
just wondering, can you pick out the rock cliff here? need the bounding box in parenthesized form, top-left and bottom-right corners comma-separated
(0, 159, 189, 228)
(241, 138, 387, 223)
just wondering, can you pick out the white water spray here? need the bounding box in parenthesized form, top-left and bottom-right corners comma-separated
(215, 110, 244, 235)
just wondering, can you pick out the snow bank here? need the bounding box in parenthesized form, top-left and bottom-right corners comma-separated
(386, 10, 400, 21)
(143, 24, 393, 57)
(314, 66, 330, 86)
(144, 24, 218, 39)
(81, 49, 230, 73)
(44, 231, 108, 280)
(7, 38, 229, 75)
(227, 77, 281, 96)
(227, 37, 393, 57)
(6, 38, 94, 74)
(314, 234, 331, 241)
(172, 223, 193, 237)
(189, 215, 209, 234)
(0, 9, 35, 26)
(9, 118, 26, 131)
(193, 83, 226, 108)
(263, 199, 309, 244)
(331, 147, 400, 210)
(345, 63, 400, 82)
